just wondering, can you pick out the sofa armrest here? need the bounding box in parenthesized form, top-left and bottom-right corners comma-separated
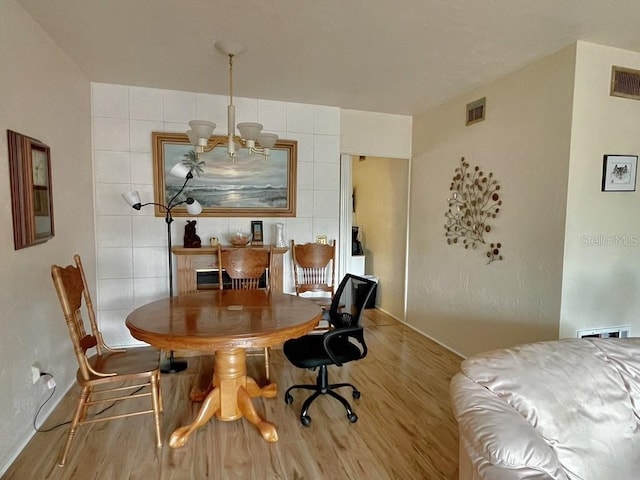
(450, 373, 569, 480)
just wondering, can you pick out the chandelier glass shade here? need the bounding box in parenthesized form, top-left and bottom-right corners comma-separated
(187, 40, 278, 159)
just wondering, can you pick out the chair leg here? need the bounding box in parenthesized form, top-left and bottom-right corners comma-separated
(58, 385, 89, 467)
(330, 382, 360, 397)
(157, 373, 164, 413)
(300, 390, 323, 420)
(264, 347, 270, 382)
(79, 385, 92, 423)
(284, 366, 361, 425)
(327, 389, 356, 417)
(150, 373, 163, 448)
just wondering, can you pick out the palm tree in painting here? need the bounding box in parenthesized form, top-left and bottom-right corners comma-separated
(181, 150, 205, 177)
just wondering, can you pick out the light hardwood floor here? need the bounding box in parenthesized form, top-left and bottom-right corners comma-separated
(3, 310, 463, 480)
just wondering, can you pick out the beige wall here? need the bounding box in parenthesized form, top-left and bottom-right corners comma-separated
(560, 42, 640, 338)
(408, 45, 576, 357)
(352, 156, 409, 319)
(0, 0, 93, 473)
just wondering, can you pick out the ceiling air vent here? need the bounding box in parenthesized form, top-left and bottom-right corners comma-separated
(466, 97, 486, 126)
(611, 66, 640, 100)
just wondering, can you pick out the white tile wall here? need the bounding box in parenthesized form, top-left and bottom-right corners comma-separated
(288, 132, 314, 163)
(133, 247, 167, 278)
(313, 190, 340, 218)
(313, 162, 340, 189)
(94, 150, 130, 183)
(196, 93, 227, 127)
(314, 135, 340, 163)
(314, 106, 341, 135)
(130, 120, 163, 152)
(163, 91, 197, 123)
(93, 117, 130, 151)
(297, 161, 314, 190)
(286, 103, 315, 133)
(130, 151, 153, 185)
(92, 83, 128, 118)
(130, 86, 163, 120)
(134, 277, 168, 308)
(296, 190, 314, 218)
(98, 278, 134, 310)
(95, 183, 132, 216)
(96, 216, 132, 247)
(92, 82, 341, 347)
(234, 97, 259, 124)
(97, 247, 133, 279)
(258, 100, 287, 132)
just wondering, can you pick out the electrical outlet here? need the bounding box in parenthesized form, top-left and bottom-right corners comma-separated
(31, 365, 41, 384)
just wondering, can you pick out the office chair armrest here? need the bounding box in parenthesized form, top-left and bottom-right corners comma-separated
(323, 326, 366, 366)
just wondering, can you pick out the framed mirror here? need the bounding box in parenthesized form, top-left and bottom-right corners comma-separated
(7, 130, 55, 249)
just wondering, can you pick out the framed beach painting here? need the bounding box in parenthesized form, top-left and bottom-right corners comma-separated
(152, 132, 297, 217)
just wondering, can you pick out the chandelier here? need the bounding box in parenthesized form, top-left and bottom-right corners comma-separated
(186, 40, 278, 160)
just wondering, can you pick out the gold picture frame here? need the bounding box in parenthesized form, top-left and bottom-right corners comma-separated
(7, 130, 55, 249)
(152, 132, 297, 217)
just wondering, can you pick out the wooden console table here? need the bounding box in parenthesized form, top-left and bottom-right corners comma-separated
(172, 245, 288, 294)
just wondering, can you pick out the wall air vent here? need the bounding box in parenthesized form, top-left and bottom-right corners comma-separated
(611, 66, 640, 100)
(577, 325, 630, 339)
(466, 97, 486, 126)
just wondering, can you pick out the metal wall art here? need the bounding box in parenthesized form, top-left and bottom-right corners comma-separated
(445, 157, 503, 263)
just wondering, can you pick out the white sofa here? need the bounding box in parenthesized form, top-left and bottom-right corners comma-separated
(450, 338, 640, 480)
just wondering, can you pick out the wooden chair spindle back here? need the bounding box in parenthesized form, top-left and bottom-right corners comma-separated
(291, 240, 336, 296)
(217, 245, 272, 291)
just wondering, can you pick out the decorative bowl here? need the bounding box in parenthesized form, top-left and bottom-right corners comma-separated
(229, 232, 252, 247)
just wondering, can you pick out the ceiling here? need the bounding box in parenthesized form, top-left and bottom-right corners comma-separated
(15, 0, 640, 116)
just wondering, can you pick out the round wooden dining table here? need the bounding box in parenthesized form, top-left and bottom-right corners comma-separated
(125, 289, 322, 447)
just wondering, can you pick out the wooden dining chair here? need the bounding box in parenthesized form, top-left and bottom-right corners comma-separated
(291, 239, 336, 330)
(217, 245, 273, 380)
(51, 254, 163, 467)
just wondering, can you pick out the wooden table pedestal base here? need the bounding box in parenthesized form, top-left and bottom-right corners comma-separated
(169, 348, 278, 448)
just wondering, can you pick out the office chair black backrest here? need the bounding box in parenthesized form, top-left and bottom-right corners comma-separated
(328, 273, 375, 329)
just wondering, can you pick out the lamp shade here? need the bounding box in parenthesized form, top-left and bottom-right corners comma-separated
(186, 129, 199, 146)
(237, 122, 263, 141)
(186, 198, 203, 215)
(169, 162, 191, 178)
(257, 132, 278, 149)
(122, 191, 142, 208)
(188, 120, 216, 145)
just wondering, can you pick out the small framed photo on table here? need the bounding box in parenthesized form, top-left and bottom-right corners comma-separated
(251, 221, 263, 245)
(602, 155, 638, 192)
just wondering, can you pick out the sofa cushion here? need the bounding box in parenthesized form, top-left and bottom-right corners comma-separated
(455, 338, 640, 480)
(452, 374, 569, 480)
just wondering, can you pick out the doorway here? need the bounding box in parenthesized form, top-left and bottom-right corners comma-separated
(339, 154, 410, 321)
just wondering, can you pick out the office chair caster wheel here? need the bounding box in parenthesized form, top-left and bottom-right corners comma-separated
(301, 415, 312, 427)
(284, 393, 293, 405)
(352, 390, 361, 399)
(347, 413, 358, 423)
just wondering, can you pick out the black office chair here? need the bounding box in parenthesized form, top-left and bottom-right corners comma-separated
(283, 274, 377, 426)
